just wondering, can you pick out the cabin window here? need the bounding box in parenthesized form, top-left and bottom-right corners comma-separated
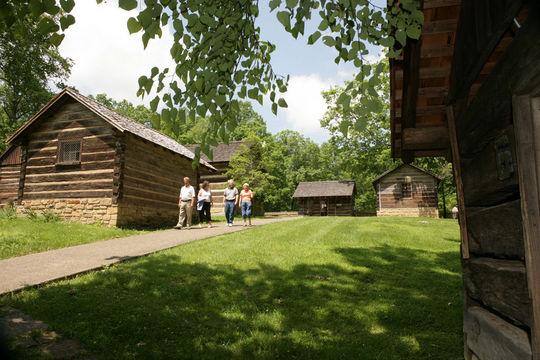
(401, 177, 412, 199)
(57, 140, 82, 164)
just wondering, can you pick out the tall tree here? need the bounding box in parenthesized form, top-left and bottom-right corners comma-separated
(0, 20, 71, 151)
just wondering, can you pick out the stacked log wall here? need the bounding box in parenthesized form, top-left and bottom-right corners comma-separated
(16, 101, 118, 225)
(117, 133, 197, 227)
(0, 146, 22, 206)
(375, 166, 439, 218)
(453, 8, 540, 359)
(297, 196, 354, 216)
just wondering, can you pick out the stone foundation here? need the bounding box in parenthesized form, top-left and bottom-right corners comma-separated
(116, 204, 177, 228)
(17, 198, 118, 226)
(377, 207, 439, 218)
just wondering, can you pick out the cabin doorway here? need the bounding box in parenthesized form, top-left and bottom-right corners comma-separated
(513, 93, 540, 357)
(320, 199, 328, 216)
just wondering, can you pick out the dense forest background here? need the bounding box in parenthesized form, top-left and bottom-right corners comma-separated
(0, 39, 456, 216)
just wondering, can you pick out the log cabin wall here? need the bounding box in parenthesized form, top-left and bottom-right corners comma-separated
(0, 146, 22, 206)
(16, 100, 119, 226)
(297, 196, 354, 216)
(375, 165, 439, 218)
(117, 133, 197, 227)
(450, 3, 540, 359)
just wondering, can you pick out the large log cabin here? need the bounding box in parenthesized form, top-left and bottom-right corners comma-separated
(391, 1, 540, 358)
(373, 164, 440, 218)
(0, 88, 215, 227)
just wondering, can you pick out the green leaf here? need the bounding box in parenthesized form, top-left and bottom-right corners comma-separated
(37, 17, 59, 35)
(276, 11, 290, 29)
(127, 17, 142, 34)
(151, 67, 159, 78)
(307, 31, 321, 45)
(60, 0, 75, 12)
(322, 36, 335, 47)
(29, 0, 44, 16)
(285, 0, 298, 8)
(278, 98, 288, 108)
(272, 102, 278, 115)
(59, 15, 75, 31)
(49, 33, 65, 47)
(161, 108, 170, 123)
(395, 29, 407, 46)
(150, 96, 160, 112)
(43, 0, 59, 15)
(269, 0, 281, 11)
(406, 25, 421, 40)
(119, 0, 137, 11)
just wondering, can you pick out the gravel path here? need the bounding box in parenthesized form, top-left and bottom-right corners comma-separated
(0, 217, 296, 295)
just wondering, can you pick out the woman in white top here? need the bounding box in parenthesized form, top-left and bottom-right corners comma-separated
(197, 180, 213, 228)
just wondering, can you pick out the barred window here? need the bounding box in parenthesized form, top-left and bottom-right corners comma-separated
(58, 140, 81, 164)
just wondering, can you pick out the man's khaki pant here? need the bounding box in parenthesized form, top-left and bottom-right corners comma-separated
(177, 201, 193, 227)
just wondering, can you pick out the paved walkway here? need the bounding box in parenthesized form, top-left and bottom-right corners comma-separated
(0, 218, 295, 295)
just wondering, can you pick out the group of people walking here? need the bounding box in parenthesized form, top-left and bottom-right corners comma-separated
(174, 177, 254, 230)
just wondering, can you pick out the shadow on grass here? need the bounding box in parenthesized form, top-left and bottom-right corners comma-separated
(4, 246, 463, 360)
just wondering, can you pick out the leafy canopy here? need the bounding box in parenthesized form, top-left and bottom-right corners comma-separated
(0, 0, 424, 158)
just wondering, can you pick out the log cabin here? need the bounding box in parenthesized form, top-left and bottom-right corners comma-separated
(391, 1, 540, 358)
(293, 180, 356, 216)
(0, 88, 215, 227)
(373, 164, 440, 218)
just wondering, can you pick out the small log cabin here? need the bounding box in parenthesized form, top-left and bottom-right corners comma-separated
(0, 88, 215, 227)
(373, 164, 440, 218)
(293, 181, 356, 216)
(391, 1, 540, 358)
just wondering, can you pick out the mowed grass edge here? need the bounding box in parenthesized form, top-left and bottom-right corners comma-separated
(2, 217, 462, 359)
(0, 217, 145, 259)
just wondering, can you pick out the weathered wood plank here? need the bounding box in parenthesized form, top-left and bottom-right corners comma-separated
(461, 126, 519, 207)
(464, 306, 532, 360)
(448, 0, 523, 103)
(402, 126, 449, 150)
(467, 200, 524, 259)
(463, 258, 531, 326)
(23, 190, 113, 199)
(513, 93, 540, 358)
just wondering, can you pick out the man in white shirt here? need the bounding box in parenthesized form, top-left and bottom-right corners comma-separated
(175, 177, 195, 229)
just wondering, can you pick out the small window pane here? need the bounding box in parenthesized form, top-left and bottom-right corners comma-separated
(59, 141, 81, 163)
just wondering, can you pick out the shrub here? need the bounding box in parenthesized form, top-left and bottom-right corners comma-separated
(0, 204, 17, 219)
(24, 208, 39, 220)
(42, 210, 61, 223)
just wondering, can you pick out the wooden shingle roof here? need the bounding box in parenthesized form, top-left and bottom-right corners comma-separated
(7, 88, 215, 170)
(293, 181, 356, 198)
(186, 141, 248, 163)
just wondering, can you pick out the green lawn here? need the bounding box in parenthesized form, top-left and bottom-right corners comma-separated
(2, 217, 462, 359)
(0, 217, 144, 259)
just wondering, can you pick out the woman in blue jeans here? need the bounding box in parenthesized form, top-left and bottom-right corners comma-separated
(239, 183, 254, 226)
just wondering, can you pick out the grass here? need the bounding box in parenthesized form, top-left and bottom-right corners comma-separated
(0, 217, 144, 259)
(2, 217, 462, 359)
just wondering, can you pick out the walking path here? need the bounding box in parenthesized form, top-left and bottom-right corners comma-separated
(0, 218, 295, 295)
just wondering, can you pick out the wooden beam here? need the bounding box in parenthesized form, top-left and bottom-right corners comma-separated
(400, 24, 423, 163)
(401, 126, 449, 150)
(464, 306, 532, 360)
(447, 105, 469, 259)
(512, 94, 540, 359)
(423, 0, 460, 9)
